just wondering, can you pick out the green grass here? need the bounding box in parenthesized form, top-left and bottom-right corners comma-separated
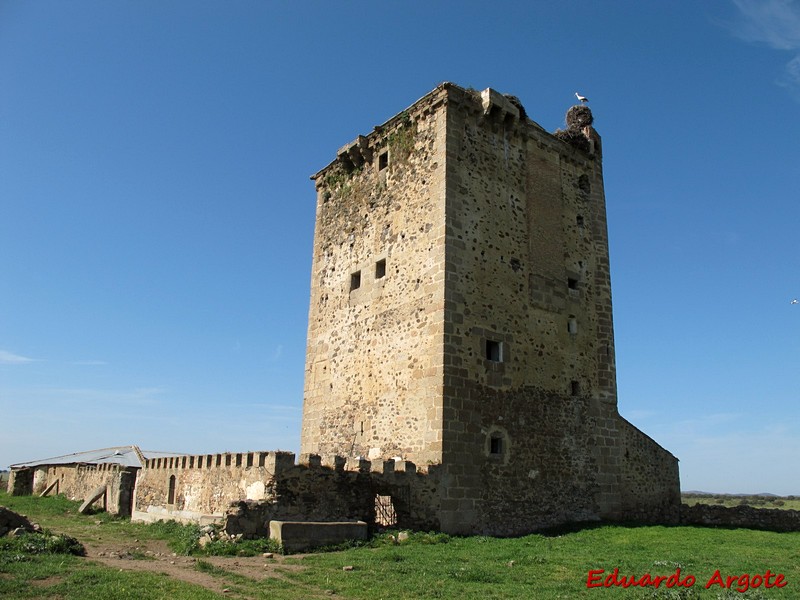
(277, 525, 800, 599)
(0, 549, 226, 599)
(2, 491, 799, 599)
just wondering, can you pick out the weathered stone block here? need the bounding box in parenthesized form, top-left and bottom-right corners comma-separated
(269, 521, 368, 553)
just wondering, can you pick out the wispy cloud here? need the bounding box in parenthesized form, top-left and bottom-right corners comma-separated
(1, 385, 166, 406)
(730, 0, 800, 48)
(726, 0, 800, 96)
(784, 54, 800, 87)
(0, 350, 36, 364)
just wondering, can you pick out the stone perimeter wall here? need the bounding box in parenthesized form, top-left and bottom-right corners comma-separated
(132, 451, 441, 535)
(618, 418, 681, 522)
(132, 444, 678, 537)
(133, 451, 293, 524)
(8, 464, 135, 515)
(680, 503, 800, 532)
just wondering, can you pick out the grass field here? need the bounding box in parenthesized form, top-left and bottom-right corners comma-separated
(1, 491, 798, 599)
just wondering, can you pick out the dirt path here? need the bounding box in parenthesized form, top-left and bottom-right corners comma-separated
(80, 533, 310, 598)
(3, 504, 332, 599)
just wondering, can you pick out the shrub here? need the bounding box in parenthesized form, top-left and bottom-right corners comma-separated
(0, 531, 85, 557)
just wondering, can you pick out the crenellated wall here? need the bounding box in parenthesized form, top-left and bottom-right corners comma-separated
(131, 451, 441, 534)
(133, 451, 294, 524)
(224, 454, 442, 537)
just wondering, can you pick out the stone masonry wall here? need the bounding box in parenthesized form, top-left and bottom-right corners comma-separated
(301, 87, 449, 467)
(434, 86, 678, 534)
(224, 454, 441, 538)
(680, 503, 800, 532)
(7, 468, 33, 496)
(133, 451, 295, 524)
(132, 451, 441, 534)
(9, 464, 135, 515)
(435, 87, 615, 533)
(618, 418, 681, 523)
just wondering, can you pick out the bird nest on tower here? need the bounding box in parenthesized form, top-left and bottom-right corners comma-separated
(553, 105, 594, 154)
(553, 128, 591, 153)
(566, 105, 593, 129)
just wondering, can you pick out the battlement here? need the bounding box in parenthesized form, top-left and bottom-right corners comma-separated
(133, 447, 439, 530)
(75, 462, 124, 473)
(142, 450, 419, 478)
(144, 450, 294, 473)
(311, 83, 596, 196)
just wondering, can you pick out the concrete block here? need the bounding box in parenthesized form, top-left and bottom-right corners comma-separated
(269, 520, 368, 553)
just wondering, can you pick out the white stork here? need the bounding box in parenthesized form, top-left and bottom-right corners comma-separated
(575, 92, 589, 104)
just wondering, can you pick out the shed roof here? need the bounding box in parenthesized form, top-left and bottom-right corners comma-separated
(9, 446, 184, 469)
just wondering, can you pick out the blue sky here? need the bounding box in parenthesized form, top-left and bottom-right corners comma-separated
(1, 1, 798, 495)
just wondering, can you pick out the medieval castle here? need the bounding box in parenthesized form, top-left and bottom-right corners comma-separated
(9, 83, 681, 537)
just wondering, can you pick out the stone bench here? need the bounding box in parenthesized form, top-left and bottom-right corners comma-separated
(269, 520, 368, 552)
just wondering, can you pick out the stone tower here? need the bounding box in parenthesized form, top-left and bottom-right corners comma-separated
(302, 83, 679, 534)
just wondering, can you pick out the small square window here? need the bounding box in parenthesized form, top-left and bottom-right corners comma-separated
(576, 215, 584, 227)
(489, 435, 503, 455)
(568, 277, 579, 290)
(350, 271, 361, 291)
(375, 259, 386, 279)
(570, 380, 580, 396)
(568, 317, 578, 334)
(486, 340, 503, 362)
(378, 151, 389, 171)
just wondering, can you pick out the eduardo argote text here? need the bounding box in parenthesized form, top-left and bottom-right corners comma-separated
(587, 567, 787, 593)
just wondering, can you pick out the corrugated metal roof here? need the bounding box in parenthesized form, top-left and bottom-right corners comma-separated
(9, 446, 185, 469)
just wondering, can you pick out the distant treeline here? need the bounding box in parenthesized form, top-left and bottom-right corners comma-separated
(682, 492, 798, 510)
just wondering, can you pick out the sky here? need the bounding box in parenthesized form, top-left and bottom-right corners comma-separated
(1, 1, 798, 495)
